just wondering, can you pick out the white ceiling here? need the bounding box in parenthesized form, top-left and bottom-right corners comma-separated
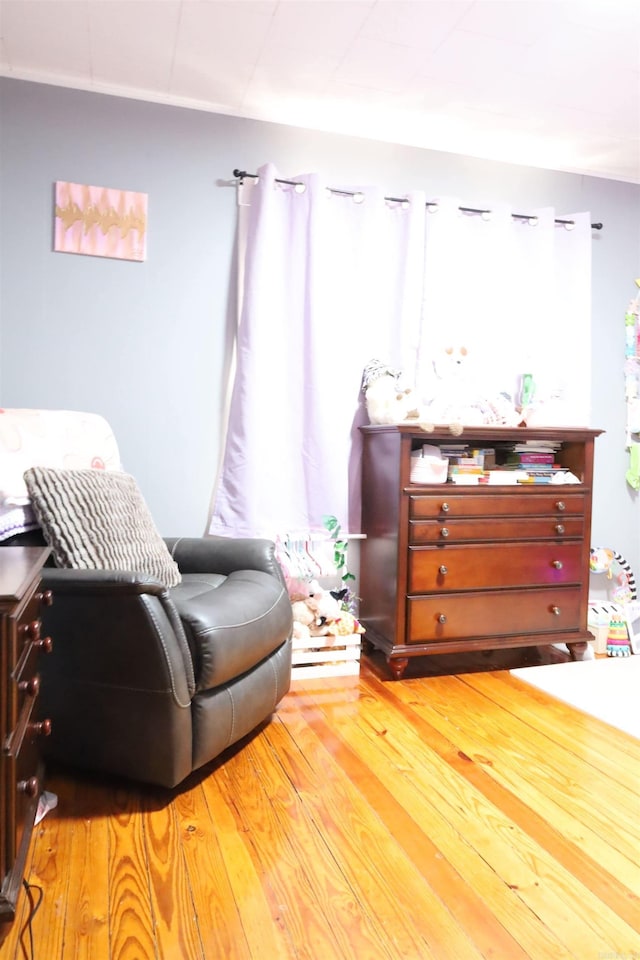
(1, 0, 639, 183)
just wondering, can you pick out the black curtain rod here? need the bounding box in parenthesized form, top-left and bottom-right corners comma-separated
(232, 169, 603, 231)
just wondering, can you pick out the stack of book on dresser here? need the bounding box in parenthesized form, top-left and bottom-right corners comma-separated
(444, 444, 495, 484)
(500, 441, 563, 483)
(440, 441, 568, 485)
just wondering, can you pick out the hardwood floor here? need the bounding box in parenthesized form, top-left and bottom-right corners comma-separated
(1, 649, 639, 960)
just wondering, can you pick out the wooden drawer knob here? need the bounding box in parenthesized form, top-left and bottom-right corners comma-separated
(17, 777, 39, 798)
(28, 719, 52, 738)
(18, 676, 40, 697)
(36, 590, 54, 607)
(35, 636, 53, 654)
(25, 620, 41, 641)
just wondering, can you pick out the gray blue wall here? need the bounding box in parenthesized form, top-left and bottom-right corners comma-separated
(1, 78, 639, 577)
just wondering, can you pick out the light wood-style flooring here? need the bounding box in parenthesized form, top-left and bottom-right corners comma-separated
(1, 649, 639, 960)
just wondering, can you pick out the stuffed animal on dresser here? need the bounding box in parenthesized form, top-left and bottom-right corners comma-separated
(422, 343, 519, 433)
(362, 359, 434, 430)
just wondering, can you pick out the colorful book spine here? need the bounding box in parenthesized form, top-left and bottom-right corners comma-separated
(517, 453, 556, 464)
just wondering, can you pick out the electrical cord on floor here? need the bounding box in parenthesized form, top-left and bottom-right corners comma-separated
(17, 879, 43, 960)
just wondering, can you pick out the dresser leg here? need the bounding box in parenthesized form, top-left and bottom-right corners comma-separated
(388, 657, 409, 680)
(567, 641, 593, 661)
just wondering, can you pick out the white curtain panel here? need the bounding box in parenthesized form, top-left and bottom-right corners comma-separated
(209, 164, 592, 538)
(416, 201, 592, 418)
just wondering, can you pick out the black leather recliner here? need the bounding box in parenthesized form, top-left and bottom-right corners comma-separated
(0, 409, 292, 789)
(7, 532, 292, 789)
(44, 536, 292, 788)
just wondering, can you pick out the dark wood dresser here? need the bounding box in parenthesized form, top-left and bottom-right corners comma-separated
(0, 547, 53, 923)
(360, 425, 603, 679)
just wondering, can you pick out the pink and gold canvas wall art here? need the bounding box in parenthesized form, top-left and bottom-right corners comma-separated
(54, 181, 147, 261)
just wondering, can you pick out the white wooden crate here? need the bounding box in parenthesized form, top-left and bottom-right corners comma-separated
(291, 632, 362, 680)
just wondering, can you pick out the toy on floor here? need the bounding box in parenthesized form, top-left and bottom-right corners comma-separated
(606, 615, 632, 657)
(291, 582, 339, 638)
(589, 547, 639, 656)
(290, 584, 365, 640)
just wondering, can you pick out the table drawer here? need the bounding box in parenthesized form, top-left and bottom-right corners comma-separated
(13, 620, 52, 720)
(12, 736, 42, 871)
(408, 542, 584, 592)
(409, 516, 584, 544)
(1, 547, 52, 924)
(409, 492, 586, 519)
(407, 586, 582, 643)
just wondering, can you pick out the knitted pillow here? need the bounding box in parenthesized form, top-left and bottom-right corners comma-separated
(23, 466, 181, 588)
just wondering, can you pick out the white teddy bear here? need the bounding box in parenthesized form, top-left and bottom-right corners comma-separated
(362, 359, 434, 430)
(422, 344, 520, 432)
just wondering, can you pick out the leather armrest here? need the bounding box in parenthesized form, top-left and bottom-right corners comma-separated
(37, 569, 196, 789)
(39, 569, 194, 697)
(165, 536, 286, 586)
(41, 567, 168, 597)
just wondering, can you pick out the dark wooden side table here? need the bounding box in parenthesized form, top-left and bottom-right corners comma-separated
(0, 547, 53, 924)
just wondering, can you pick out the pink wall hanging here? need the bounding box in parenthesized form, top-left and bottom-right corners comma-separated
(54, 181, 147, 262)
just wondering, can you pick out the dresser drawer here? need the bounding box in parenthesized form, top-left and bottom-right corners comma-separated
(409, 515, 584, 544)
(407, 586, 582, 643)
(11, 735, 42, 873)
(1, 546, 52, 923)
(409, 492, 586, 519)
(409, 542, 584, 592)
(4, 686, 44, 759)
(14, 630, 42, 685)
(5, 703, 50, 866)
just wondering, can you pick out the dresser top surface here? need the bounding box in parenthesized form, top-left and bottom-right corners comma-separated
(0, 547, 50, 604)
(360, 424, 604, 442)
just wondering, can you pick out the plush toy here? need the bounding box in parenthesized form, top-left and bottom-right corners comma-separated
(324, 610, 366, 637)
(290, 599, 316, 640)
(362, 359, 434, 430)
(288, 577, 322, 604)
(291, 586, 341, 638)
(422, 343, 520, 433)
(305, 587, 343, 636)
(291, 586, 367, 639)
